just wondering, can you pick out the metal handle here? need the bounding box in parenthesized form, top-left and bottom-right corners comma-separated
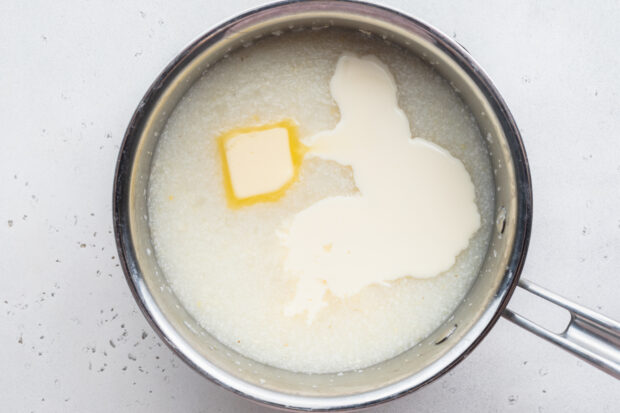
(503, 278, 620, 379)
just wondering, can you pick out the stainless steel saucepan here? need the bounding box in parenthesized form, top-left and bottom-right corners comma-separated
(113, 1, 620, 410)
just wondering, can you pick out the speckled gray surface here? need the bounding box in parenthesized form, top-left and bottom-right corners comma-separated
(1, 0, 619, 411)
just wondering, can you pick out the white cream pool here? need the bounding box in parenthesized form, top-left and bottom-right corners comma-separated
(147, 29, 494, 374)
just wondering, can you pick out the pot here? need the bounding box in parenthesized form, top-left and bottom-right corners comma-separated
(113, 1, 620, 410)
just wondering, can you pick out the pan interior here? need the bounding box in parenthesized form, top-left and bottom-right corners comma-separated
(116, 3, 524, 406)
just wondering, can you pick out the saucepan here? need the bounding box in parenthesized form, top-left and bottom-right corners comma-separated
(113, 0, 620, 410)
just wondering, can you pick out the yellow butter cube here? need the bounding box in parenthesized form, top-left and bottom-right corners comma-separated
(218, 120, 305, 207)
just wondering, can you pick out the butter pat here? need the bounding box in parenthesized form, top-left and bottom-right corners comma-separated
(219, 121, 304, 207)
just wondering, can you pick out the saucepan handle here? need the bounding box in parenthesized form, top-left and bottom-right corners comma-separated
(502, 278, 620, 379)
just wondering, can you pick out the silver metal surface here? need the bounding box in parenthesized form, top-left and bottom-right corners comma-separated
(504, 279, 620, 378)
(114, 0, 535, 410)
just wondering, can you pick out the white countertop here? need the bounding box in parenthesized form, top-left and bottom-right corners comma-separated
(1, 0, 619, 411)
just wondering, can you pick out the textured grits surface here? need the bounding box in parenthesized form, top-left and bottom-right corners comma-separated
(148, 29, 493, 373)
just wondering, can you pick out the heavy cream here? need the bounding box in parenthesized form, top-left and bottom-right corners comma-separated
(282, 55, 481, 322)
